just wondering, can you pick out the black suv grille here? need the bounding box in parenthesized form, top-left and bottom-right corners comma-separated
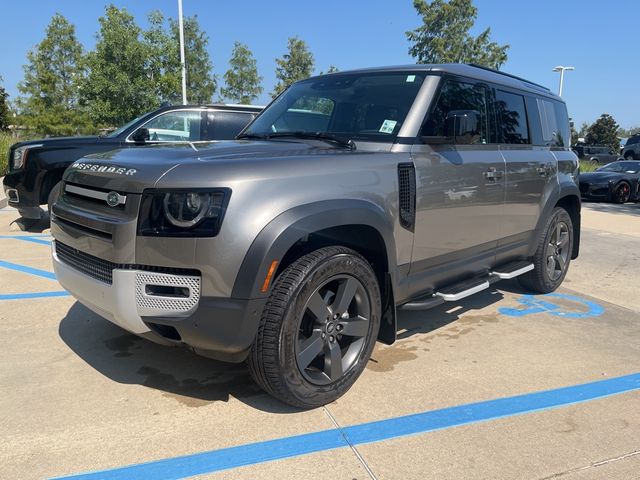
(54, 241, 200, 285)
(55, 241, 115, 284)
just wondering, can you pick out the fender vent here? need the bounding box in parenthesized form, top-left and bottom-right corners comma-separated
(398, 162, 416, 230)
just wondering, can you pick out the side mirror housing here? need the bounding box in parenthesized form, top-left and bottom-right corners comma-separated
(131, 127, 150, 143)
(445, 110, 481, 145)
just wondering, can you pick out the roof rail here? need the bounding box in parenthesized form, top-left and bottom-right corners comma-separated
(466, 63, 551, 92)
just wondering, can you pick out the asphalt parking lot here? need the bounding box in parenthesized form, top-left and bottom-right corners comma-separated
(1, 201, 639, 480)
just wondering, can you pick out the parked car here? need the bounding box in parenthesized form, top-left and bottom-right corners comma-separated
(621, 134, 640, 160)
(50, 64, 580, 408)
(571, 144, 622, 164)
(579, 160, 640, 203)
(2, 104, 263, 220)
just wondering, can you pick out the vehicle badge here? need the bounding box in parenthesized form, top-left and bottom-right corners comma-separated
(106, 191, 121, 207)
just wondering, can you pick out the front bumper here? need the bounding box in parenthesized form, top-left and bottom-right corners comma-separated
(3, 170, 45, 218)
(52, 241, 265, 362)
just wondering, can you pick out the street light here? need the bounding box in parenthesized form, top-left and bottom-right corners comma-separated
(552, 66, 574, 97)
(178, 0, 187, 105)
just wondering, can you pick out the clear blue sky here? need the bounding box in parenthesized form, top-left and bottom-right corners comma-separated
(0, 0, 638, 129)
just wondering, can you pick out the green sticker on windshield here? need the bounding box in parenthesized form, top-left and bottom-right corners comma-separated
(379, 120, 398, 134)
(406, 75, 416, 82)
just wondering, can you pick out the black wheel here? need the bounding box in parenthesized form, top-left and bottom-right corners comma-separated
(519, 207, 573, 293)
(248, 246, 381, 408)
(625, 152, 635, 160)
(613, 181, 631, 204)
(47, 181, 62, 217)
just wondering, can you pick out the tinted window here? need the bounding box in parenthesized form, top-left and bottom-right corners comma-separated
(537, 99, 570, 147)
(553, 101, 570, 148)
(421, 79, 490, 144)
(494, 90, 529, 144)
(244, 72, 426, 143)
(142, 110, 202, 142)
(208, 112, 254, 140)
(627, 136, 639, 146)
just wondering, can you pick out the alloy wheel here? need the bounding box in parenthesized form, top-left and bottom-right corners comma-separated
(296, 274, 371, 385)
(545, 221, 571, 281)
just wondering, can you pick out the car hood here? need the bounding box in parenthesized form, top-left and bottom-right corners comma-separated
(13, 136, 102, 149)
(579, 171, 622, 183)
(62, 140, 370, 193)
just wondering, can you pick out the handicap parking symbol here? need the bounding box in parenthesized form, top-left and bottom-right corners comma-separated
(499, 293, 605, 319)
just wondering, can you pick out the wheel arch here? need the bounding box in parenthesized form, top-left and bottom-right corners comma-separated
(232, 200, 398, 345)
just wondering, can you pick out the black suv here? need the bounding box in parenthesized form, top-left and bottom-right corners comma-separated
(3, 104, 262, 220)
(571, 144, 622, 164)
(622, 134, 640, 160)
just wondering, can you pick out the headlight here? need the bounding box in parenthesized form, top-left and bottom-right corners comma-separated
(11, 144, 42, 170)
(138, 189, 231, 237)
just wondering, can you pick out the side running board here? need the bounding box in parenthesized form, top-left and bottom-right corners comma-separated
(401, 261, 534, 311)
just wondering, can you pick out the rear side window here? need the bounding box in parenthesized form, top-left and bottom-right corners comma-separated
(207, 112, 255, 140)
(495, 90, 529, 144)
(422, 79, 490, 144)
(537, 99, 570, 148)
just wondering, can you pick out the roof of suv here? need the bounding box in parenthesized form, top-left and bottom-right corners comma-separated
(155, 103, 264, 114)
(314, 63, 561, 101)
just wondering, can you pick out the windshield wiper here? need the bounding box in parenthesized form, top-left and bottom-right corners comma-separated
(236, 133, 269, 140)
(267, 131, 356, 150)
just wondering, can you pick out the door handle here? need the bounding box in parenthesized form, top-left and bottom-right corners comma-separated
(483, 167, 503, 181)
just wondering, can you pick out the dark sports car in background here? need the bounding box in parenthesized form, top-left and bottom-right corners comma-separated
(579, 161, 640, 203)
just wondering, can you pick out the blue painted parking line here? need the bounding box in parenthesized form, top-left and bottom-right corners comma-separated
(0, 291, 70, 300)
(53, 372, 640, 480)
(6, 236, 52, 246)
(0, 259, 57, 280)
(499, 293, 605, 318)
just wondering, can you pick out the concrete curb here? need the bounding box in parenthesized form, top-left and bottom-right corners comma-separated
(0, 176, 7, 209)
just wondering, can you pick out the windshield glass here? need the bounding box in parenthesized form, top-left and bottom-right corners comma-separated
(105, 114, 147, 138)
(242, 72, 426, 143)
(598, 161, 640, 173)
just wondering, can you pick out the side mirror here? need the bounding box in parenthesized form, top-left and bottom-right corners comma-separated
(131, 127, 150, 143)
(445, 110, 481, 145)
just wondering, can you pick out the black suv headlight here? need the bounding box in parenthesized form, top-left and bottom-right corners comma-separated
(138, 188, 231, 237)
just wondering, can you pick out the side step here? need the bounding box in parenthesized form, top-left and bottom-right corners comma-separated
(401, 261, 534, 311)
(491, 260, 534, 279)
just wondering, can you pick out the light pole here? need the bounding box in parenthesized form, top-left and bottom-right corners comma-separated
(552, 66, 574, 97)
(178, 0, 187, 105)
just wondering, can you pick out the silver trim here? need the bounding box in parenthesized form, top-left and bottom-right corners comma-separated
(435, 281, 490, 302)
(65, 184, 127, 206)
(491, 263, 534, 280)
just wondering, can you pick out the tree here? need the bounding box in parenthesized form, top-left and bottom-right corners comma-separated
(144, 10, 181, 104)
(618, 126, 640, 138)
(320, 65, 339, 75)
(585, 114, 620, 152)
(221, 41, 263, 104)
(169, 15, 216, 103)
(406, 0, 509, 69)
(82, 6, 159, 127)
(16, 13, 88, 135)
(272, 37, 314, 98)
(0, 77, 9, 131)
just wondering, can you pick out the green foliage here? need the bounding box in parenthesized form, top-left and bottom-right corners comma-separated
(585, 113, 620, 153)
(82, 6, 160, 127)
(144, 10, 182, 104)
(618, 126, 640, 138)
(169, 15, 216, 103)
(0, 77, 9, 131)
(320, 65, 339, 75)
(272, 37, 315, 98)
(406, 0, 509, 69)
(15, 13, 91, 135)
(579, 159, 600, 173)
(0, 132, 14, 175)
(221, 42, 263, 104)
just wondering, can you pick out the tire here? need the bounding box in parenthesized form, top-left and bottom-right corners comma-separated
(248, 246, 381, 408)
(519, 207, 573, 293)
(625, 152, 635, 160)
(613, 181, 631, 204)
(47, 181, 62, 217)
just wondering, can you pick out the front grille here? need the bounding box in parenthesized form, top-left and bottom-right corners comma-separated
(54, 241, 200, 285)
(56, 241, 114, 284)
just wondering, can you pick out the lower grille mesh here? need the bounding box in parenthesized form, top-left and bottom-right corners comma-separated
(54, 241, 200, 285)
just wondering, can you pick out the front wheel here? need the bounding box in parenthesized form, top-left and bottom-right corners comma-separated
(248, 246, 381, 408)
(613, 181, 631, 204)
(519, 207, 573, 293)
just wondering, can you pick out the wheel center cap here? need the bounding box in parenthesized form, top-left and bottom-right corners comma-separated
(326, 322, 335, 333)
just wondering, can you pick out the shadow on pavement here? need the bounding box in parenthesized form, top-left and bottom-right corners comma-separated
(9, 211, 51, 232)
(582, 201, 640, 217)
(58, 302, 301, 414)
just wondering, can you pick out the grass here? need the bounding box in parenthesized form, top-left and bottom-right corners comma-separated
(579, 159, 600, 173)
(0, 131, 16, 176)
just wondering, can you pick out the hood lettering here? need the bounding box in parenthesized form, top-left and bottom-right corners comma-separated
(70, 162, 137, 176)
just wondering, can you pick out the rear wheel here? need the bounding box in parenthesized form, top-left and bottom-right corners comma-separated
(248, 246, 381, 408)
(613, 181, 631, 204)
(519, 207, 573, 293)
(625, 152, 636, 160)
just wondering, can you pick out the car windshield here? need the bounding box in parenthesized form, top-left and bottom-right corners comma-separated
(240, 72, 426, 144)
(597, 161, 640, 173)
(104, 114, 147, 138)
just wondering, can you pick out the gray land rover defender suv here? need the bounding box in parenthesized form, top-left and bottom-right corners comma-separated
(51, 64, 580, 408)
